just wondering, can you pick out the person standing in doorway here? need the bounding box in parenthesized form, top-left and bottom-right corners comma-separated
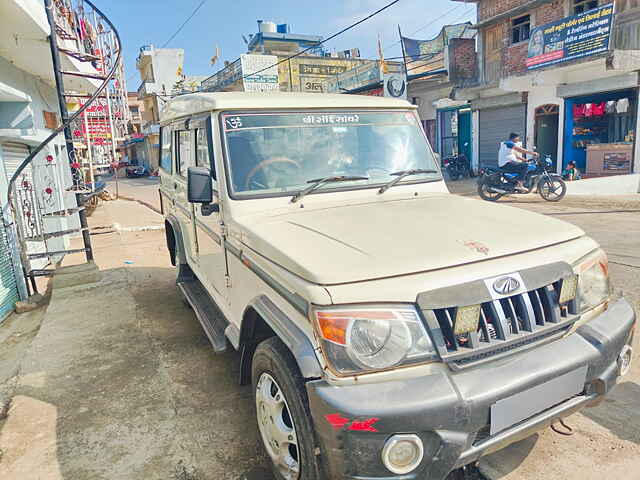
(498, 133, 539, 191)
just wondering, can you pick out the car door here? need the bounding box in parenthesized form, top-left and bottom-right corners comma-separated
(190, 115, 229, 302)
(173, 121, 198, 263)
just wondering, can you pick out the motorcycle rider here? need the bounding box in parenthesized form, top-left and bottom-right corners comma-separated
(498, 133, 539, 192)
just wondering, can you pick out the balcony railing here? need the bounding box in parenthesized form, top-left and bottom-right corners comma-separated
(201, 59, 242, 92)
(137, 81, 158, 98)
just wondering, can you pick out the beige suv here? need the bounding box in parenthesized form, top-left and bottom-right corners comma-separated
(159, 92, 635, 480)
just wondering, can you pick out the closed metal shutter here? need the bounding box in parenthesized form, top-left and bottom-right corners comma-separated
(478, 105, 526, 168)
(1, 142, 47, 270)
(2, 142, 32, 181)
(0, 209, 19, 322)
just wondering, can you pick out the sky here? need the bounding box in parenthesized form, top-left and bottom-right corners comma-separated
(103, 0, 477, 90)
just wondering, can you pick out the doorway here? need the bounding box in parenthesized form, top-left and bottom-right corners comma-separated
(534, 104, 559, 170)
(457, 109, 472, 163)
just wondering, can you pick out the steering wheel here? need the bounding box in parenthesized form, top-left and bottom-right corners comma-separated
(244, 157, 301, 190)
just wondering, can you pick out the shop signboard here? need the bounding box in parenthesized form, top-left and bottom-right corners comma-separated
(526, 4, 614, 70)
(241, 54, 280, 92)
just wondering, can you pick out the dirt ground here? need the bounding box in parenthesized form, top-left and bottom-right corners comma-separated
(0, 183, 638, 479)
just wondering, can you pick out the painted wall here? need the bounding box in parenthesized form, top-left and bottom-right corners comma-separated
(525, 86, 565, 172)
(0, 56, 61, 133)
(137, 47, 184, 96)
(0, 54, 78, 265)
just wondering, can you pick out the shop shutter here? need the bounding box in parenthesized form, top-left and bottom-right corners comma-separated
(1, 142, 47, 270)
(478, 105, 526, 168)
(2, 142, 32, 181)
(0, 211, 19, 322)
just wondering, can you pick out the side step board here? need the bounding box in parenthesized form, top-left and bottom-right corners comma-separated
(177, 274, 229, 354)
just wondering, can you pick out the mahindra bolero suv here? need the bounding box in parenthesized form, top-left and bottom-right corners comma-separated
(158, 92, 635, 480)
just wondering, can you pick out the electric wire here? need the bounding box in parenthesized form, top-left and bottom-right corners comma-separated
(126, 0, 209, 82)
(240, 0, 403, 81)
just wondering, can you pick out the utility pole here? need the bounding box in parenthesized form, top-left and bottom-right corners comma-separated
(44, 0, 94, 261)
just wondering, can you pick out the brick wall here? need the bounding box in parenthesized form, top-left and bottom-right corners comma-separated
(448, 38, 478, 84)
(479, 0, 567, 78)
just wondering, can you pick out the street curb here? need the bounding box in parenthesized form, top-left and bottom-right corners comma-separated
(116, 194, 162, 215)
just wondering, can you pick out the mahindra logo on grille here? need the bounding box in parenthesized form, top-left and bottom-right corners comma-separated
(493, 276, 520, 295)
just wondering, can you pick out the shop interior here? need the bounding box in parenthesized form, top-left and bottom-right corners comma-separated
(563, 89, 637, 178)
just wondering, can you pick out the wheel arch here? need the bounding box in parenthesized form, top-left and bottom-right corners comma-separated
(164, 214, 187, 266)
(238, 295, 322, 385)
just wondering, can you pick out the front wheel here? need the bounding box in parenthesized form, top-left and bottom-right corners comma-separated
(447, 167, 460, 181)
(538, 177, 566, 202)
(477, 177, 503, 201)
(252, 337, 324, 480)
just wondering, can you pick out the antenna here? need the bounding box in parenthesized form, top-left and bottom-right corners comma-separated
(242, 35, 249, 44)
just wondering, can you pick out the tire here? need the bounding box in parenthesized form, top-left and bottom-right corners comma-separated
(252, 337, 324, 480)
(448, 168, 460, 181)
(538, 177, 566, 202)
(477, 177, 503, 202)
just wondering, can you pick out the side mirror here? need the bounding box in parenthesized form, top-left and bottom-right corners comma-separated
(187, 166, 213, 203)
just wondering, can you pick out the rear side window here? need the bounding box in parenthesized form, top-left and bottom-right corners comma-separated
(177, 130, 193, 177)
(195, 128, 210, 167)
(160, 126, 172, 172)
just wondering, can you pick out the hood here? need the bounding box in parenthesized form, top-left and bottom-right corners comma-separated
(236, 195, 584, 285)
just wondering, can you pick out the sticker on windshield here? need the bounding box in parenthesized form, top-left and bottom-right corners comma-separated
(225, 116, 243, 130)
(302, 114, 360, 125)
(223, 112, 416, 131)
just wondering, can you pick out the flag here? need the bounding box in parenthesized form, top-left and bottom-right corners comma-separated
(210, 45, 220, 66)
(377, 34, 389, 74)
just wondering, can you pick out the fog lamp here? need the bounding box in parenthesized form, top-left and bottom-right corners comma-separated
(618, 344, 633, 377)
(559, 275, 578, 304)
(454, 304, 481, 335)
(381, 434, 424, 475)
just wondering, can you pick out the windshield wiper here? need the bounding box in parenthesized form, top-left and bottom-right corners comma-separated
(291, 175, 369, 203)
(378, 169, 438, 194)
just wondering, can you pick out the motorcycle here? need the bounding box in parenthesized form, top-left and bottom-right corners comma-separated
(443, 151, 473, 181)
(477, 155, 567, 202)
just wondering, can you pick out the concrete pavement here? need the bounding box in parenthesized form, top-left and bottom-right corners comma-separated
(102, 175, 162, 213)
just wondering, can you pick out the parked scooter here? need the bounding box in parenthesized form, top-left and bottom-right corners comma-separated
(477, 154, 566, 202)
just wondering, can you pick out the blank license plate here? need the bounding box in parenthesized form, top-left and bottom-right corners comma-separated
(490, 365, 588, 435)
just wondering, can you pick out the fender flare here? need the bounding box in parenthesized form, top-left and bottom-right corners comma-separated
(165, 214, 187, 266)
(240, 295, 323, 380)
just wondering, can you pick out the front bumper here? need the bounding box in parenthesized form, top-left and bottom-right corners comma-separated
(306, 298, 635, 480)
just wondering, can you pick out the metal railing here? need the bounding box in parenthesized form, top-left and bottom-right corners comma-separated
(6, 0, 123, 288)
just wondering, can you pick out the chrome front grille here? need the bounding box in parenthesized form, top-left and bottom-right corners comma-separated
(429, 280, 577, 366)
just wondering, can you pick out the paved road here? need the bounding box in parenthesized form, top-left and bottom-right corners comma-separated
(102, 175, 161, 212)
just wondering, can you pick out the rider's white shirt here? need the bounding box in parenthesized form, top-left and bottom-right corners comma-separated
(498, 141, 521, 167)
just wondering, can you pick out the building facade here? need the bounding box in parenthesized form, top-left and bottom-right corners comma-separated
(201, 21, 369, 94)
(0, 0, 98, 320)
(454, 0, 640, 183)
(136, 45, 185, 171)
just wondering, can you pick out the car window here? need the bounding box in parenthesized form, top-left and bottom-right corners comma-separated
(160, 126, 172, 172)
(177, 130, 193, 177)
(222, 111, 441, 198)
(195, 128, 210, 168)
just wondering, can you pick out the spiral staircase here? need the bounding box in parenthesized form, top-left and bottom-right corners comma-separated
(5, 0, 124, 296)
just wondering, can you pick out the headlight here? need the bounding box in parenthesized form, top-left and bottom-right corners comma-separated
(575, 249, 610, 312)
(314, 305, 436, 375)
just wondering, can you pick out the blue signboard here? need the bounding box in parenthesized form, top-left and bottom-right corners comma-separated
(526, 4, 614, 70)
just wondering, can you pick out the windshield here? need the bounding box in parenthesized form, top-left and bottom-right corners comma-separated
(222, 110, 441, 198)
